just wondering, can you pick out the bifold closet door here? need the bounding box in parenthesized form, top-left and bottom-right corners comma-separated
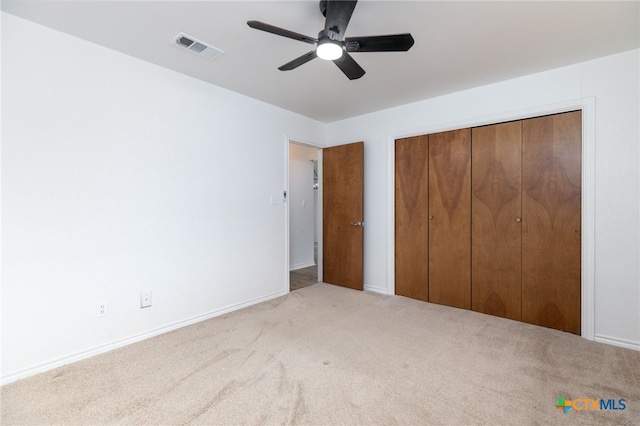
(428, 129, 471, 309)
(522, 111, 581, 334)
(471, 121, 523, 320)
(395, 136, 429, 300)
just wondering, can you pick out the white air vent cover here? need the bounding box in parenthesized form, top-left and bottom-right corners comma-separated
(170, 33, 224, 60)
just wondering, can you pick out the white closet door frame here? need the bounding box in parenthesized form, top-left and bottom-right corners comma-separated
(387, 97, 595, 341)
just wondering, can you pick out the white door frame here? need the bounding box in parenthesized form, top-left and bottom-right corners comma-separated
(285, 136, 323, 292)
(387, 97, 596, 340)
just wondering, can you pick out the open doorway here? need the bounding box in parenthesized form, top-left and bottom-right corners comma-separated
(288, 142, 320, 291)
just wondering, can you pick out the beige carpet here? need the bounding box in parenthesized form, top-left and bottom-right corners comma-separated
(2, 283, 639, 425)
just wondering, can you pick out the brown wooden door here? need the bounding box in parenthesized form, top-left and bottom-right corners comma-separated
(323, 142, 364, 290)
(395, 136, 429, 301)
(522, 111, 581, 334)
(428, 129, 471, 309)
(471, 122, 523, 320)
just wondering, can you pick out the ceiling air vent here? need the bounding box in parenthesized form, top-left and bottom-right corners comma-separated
(170, 32, 224, 60)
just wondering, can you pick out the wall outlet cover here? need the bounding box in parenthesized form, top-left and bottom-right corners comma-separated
(97, 302, 108, 317)
(140, 292, 152, 308)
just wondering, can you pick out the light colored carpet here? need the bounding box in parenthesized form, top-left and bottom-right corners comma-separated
(2, 283, 639, 425)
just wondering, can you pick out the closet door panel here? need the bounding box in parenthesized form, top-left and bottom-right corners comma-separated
(522, 111, 581, 334)
(395, 136, 429, 301)
(471, 122, 522, 320)
(428, 129, 471, 309)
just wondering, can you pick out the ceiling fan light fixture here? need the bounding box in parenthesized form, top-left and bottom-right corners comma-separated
(247, 0, 413, 79)
(316, 41, 343, 60)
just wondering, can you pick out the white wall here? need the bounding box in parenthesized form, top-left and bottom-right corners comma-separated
(1, 13, 325, 382)
(326, 49, 640, 349)
(288, 143, 317, 270)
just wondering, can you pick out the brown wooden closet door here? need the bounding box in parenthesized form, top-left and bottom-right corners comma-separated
(395, 136, 429, 301)
(522, 111, 581, 334)
(471, 122, 522, 320)
(428, 129, 471, 309)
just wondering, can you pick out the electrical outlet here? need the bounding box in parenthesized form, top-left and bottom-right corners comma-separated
(97, 301, 108, 317)
(140, 291, 152, 309)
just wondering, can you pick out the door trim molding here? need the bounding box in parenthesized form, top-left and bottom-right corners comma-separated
(285, 136, 324, 291)
(387, 97, 595, 341)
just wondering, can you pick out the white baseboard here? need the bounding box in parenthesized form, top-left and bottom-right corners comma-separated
(0, 289, 288, 386)
(364, 284, 390, 295)
(594, 334, 640, 351)
(290, 261, 316, 271)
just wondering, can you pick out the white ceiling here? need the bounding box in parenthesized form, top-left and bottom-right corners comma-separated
(2, 1, 639, 123)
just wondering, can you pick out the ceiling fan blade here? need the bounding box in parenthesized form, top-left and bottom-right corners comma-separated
(279, 51, 318, 71)
(247, 20, 317, 45)
(333, 52, 365, 80)
(345, 33, 415, 52)
(324, 0, 358, 40)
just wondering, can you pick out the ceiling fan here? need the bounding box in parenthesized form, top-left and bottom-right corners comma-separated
(247, 0, 414, 80)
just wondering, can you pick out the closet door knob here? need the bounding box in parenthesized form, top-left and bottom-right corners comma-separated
(516, 217, 521, 222)
(428, 215, 433, 220)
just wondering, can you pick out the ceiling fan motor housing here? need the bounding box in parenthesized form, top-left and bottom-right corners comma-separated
(319, 29, 341, 42)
